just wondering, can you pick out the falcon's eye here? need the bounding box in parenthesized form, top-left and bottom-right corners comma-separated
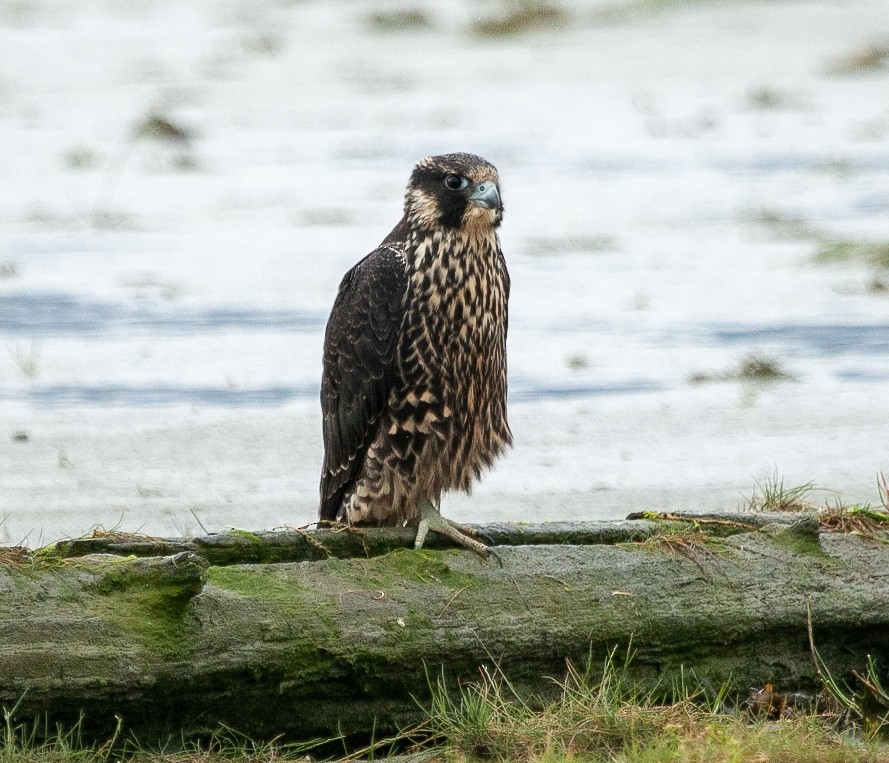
(444, 175, 468, 191)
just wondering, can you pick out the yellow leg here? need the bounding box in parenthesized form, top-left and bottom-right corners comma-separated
(415, 500, 501, 565)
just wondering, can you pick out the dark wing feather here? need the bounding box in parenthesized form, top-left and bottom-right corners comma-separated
(319, 247, 407, 521)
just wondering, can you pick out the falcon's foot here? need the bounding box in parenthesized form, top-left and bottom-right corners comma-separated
(415, 500, 501, 565)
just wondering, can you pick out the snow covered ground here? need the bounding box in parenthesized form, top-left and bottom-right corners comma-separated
(2, 0, 889, 544)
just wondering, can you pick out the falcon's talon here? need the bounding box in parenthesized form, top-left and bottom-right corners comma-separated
(415, 501, 498, 562)
(445, 522, 495, 545)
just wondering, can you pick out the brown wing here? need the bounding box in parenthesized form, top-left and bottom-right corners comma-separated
(319, 246, 407, 521)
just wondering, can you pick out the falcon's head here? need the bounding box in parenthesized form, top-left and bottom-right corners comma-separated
(405, 153, 503, 233)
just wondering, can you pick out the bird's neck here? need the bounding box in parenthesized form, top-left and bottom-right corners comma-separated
(403, 222, 500, 276)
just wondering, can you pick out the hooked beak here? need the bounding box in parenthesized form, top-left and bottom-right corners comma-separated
(469, 180, 501, 210)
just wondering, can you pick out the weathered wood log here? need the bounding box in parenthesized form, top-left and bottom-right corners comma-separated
(44, 513, 797, 565)
(2, 514, 888, 746)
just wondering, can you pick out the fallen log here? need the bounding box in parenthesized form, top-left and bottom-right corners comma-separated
(44, 512, 797, 564)
(2, 513, 888, 745)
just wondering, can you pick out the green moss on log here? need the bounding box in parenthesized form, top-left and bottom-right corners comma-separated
(208, 565, 306, 604)
(362, 548, 480, 589)
(86, 553, 207, 658)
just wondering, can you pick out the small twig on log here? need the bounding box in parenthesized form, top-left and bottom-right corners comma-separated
(436, 586, 469, 619)
(190, 510, 210, 536)
(806, 597, 820, 674)
(0, 547, 31, 566)
(633, 533, 735, 582)
(511, 578, 533, 614)
(279, 524, 332, 558)
(625, 512, 760, 532)
(851, 670, 889, 709)
(338, 589, 387, 604)
(542, 574, 571, 590)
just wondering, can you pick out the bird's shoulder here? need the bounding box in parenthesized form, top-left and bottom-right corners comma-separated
(322, 230, 412, 402)
(335, 243, 407, 305)
(324, 242, 408, 355)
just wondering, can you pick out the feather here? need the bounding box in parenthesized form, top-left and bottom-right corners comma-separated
(319, 247, 407, 519)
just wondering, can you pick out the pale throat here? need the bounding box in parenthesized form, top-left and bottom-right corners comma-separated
(407, 226, 499, 275)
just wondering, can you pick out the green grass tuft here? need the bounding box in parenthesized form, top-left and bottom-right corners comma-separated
(64, 147, 99, 170)
(741, 470, 817, 513)
(868, 275, 889, 294)
(132, 113, 193, 144)
(746, 86, 799, 110)
(1, 704, 336, 763)
(418, 649, 889, 762)
(472, 1, 567, 37)
(747, 207, 821, 241)
(689, 353, 795, 385)
(424, 648, 687, 761)
(1, 700, 120, 763)
(735, 355, 794, 381)
(740, 471, 889, 542)
(367, 8, 431, 32)
(815, 240, 889, 270)
(828, 45, 889, 76)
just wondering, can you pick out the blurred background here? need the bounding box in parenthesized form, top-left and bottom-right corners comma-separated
(2, 0, 888, 545)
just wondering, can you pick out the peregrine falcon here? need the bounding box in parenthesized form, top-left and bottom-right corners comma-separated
(319, 153, 511, 559)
